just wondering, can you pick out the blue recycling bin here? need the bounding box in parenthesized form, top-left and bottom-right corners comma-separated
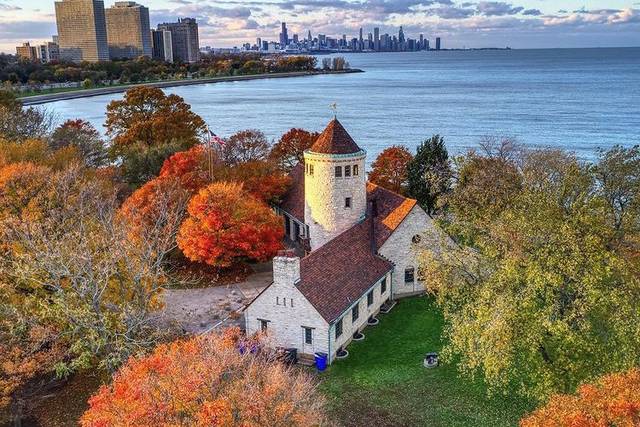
(314, 352, 328, 371)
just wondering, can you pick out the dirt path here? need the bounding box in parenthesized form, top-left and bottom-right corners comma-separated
(155, 271, 272, 334)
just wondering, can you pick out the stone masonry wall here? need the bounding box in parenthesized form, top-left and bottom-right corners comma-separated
(304, 151, 367, 251)
(379, 205, 439, 297)
(328, 271, 391, 362)
(244, 256, 329, 357)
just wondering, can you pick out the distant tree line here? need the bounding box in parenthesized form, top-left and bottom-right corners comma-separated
(0, 53, 318, 87)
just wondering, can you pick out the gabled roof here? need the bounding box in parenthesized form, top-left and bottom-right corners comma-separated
(297, 219, 393, 323)
(278, 166, 419, 249)
(309, 118, 363, 155)
(367, 182, 418, 249)
(280, 163, 305, 222)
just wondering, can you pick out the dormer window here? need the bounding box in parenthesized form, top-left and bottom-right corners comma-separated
(335, 166, 342, 178)
(345, 165, 351, 177)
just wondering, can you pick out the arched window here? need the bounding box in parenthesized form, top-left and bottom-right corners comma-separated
(353, 165, 359, 176)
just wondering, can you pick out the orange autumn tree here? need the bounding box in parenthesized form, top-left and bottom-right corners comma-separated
(160, 144, 291, 204)
(368, 145, 413, 194)
(270, 128, 320, 172)
(80, 328, 327, 427)
(177, 182, 284, 267)
(0, 162, 51, 220)
(521, 368, 640, 427)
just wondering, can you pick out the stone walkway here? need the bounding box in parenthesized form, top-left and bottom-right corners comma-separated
(156, 271, 272, 334)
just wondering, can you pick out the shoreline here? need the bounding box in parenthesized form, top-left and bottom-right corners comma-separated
(19, 69, 363, 106)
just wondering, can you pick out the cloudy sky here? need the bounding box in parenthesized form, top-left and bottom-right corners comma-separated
(0, 0, 639, 53)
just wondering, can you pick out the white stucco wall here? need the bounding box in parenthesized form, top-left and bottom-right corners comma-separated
(379, 205, 438, 298)
(328, 271, 392, 363)
(304, 150, 367, 251)
(244, 256, 329, 357)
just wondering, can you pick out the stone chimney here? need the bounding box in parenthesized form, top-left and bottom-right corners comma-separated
(273, 250, 301, 285)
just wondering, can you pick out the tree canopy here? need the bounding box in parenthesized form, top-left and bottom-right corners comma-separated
(80, 328, 327, 427)
(368, 145, 413, 194)
(420, 144, 640, 401)
(406, 135, 452, 214)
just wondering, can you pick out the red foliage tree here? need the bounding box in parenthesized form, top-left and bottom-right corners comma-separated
(119, 176, 190, 242)
(159, 145, 212, 192)
(521, 368, 640, 427)
(270, 128, 320, 171)
(177, 182, 284, 267)
(368, 145, 414, 194)
(80, 329, 327, 427)
(160, 145, 291, 204)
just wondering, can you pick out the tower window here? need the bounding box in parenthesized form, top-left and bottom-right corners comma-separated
(352, 303, 359, 322)
(335, 166, 342, 177)
(381, 277, 387, 294)
(345, 197, 352, 208)
(309, 164, 314, 175)
(345, 165, 351, 177)
(367, 290, 374, 306)
(353, 165, 359, 176)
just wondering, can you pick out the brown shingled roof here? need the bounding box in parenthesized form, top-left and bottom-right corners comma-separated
(297, 219, 393, 323)
(309, 119, 363, 155)
(279, 163, 305, 222)
(278, 167, 418, 249)
(367, 182, 418, 249)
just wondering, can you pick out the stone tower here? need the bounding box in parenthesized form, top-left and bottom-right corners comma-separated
(304, 119, 367, 251)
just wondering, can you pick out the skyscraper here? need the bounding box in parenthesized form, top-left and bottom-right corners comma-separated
(280, 22, 288, 46)
(157, 18, 199, 63)
(151, 29, 173, 62)
(105, 1, 151, 59)
(359, 27, 363, 51)
(435, 37, 441, 50)
(373, 27, 380, 51)
(398, 26, 405, 44)
(307, 30, 312, 42)
(55, 0, 109, 62)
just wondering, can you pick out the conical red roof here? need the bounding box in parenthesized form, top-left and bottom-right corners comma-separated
(309, 118, 362, 155)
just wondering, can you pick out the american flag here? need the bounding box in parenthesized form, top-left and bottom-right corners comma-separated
(207, 128, 225, 146)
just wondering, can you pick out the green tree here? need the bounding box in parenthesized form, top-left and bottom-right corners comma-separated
(105, 87, 206, 186)
(0, 91, 55, 142)
(420, 147, 640, 401)
(406, 135, 452, 215)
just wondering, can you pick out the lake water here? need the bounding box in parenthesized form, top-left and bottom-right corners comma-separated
(46, 48, 640, 161)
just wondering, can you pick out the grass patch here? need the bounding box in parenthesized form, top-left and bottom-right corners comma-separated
(319, 296, 534, 426)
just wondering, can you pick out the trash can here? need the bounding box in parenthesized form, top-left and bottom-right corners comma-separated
(314, 352, 328, 372)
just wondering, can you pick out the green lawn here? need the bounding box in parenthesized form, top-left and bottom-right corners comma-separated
(319, 297, 534, 427)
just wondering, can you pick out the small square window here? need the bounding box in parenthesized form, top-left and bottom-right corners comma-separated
(345, 165, 351, 177)
(345, 197, 352, 208)
(404, 268, 415, 284)
(353, 165, 359, 176)
(367, 290, 374, 306)
(335, 318, 343, 338)
(304, 327, 313, 344)
(352, 304, 359, 322)
(381, 277, 387, 294)
(260, 319, 268, 332)
(335, 166, 342, 177)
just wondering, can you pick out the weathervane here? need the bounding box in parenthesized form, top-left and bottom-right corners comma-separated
(329, 102, 338, 118)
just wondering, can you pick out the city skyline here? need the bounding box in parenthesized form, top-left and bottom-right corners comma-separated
(0, 0, 639, 53)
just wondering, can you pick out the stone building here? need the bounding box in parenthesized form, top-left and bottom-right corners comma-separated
(55, 0, 109, 62)
(244, 119, 442, 363)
